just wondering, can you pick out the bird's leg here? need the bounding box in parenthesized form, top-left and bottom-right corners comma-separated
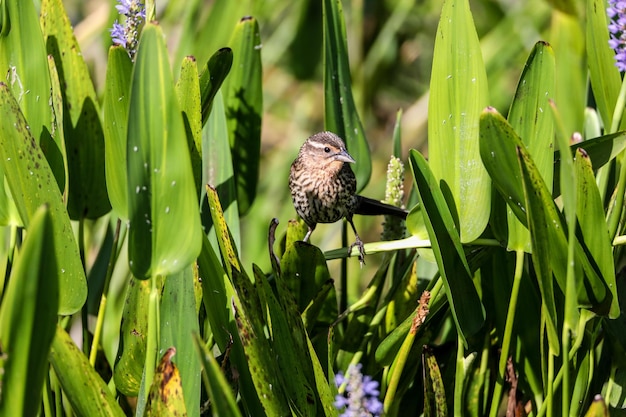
(303, 224, 315, 242)
(347, 217, 366, 266)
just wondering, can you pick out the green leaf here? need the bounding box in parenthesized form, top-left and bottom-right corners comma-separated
(160, 266, 201, 417)
(205, 185, 290, 415)
(408, 149, 485, 346)
(127, 23, 202, 279)
(423, 347, 447, 417)
(506, 41, 555, 252)
(199, 47, 233, 125)
(145, 348, 188, 417)
(323, 0, 371, 191)
(254, 265, 317, 417)
(428, 0, 490, 242)
(203, 90, 240, 251)
(481, 109, 615, 316)
(113, 277, 154, 396)
(0, 83, 86, 314)
(223, 16, 263, 215)
(41, 0, 110, 219)
(0, 0, 53, 146)
(0, 205, 57, 416)
(176, 56, 203, 197)
(104, 46, 133, 220)
(517, 144, 560, 354)
(574, 150, 619, 318)
(193, 333, 243, 417)
(587, 0, 623, 130)
(50, 325, 125, 417)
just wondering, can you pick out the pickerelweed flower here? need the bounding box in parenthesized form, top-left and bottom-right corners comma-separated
(110, 0, 146, 59)
(608, 0, 626, 71)
(334, 364, 383, 417)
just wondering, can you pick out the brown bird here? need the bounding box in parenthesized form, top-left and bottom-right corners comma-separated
(289, 131, 408, 263)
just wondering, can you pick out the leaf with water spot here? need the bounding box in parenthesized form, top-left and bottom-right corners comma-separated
(0, 83, 85, 314)
(127, 24, 202, 279)
(428, 0, 490, 242)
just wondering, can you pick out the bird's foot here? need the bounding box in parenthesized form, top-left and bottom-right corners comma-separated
(349, 235, 366, 266)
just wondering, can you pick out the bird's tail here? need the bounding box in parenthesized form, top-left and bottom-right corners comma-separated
(354, 195, 408, 219)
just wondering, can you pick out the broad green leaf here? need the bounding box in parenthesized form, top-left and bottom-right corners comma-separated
(0, 205, 57, 417)
(203, 90, 240, 251)
(103, 46, 133, 220)
(223, 16, 263, 215)
(323, 0, 371, 191)
(0, 83, 85, 314)
(41, 0, 110, 219)
(0, 0, 52, 146)
(145, 348, 187, 417)
(197, 233, 233, 351)
(127, 23, 202, 279)
(199, 47, 233, 124)
(428, 0, 490, 242)
(306, 335, 338, 417)
(160, 266, 201, 417)
(281, 240, 334, 313)
(587, 0, 623, 130)
(176, 56, 203, 197)
(113, 277, 155, 396)
(506, 41, 555, 252)
(517, 144, 560, 354)
(50, 325, 125, 417)
(481, 109, 614, 315)
(205, 185, 290, 416)
(193, 333, 243, 417)
(574, 150, 619, 318)
(46, 53, 67, 192)
(254, 265, 317, 417)
(408, 149, 484, 346)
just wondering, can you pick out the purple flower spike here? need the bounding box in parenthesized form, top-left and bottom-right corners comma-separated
(334, 364, 383, 417)
(109, 0, 146, 59)
(608, 0, 626, 71)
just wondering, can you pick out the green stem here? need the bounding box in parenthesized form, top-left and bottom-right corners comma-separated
(610, 73, 626, 134)
(454, 333, 465, 417)
(89, 219, 123, 366)
(144, 274, 161, 398)
(489, 249, 524, 417)
(546, 352, 554, 417)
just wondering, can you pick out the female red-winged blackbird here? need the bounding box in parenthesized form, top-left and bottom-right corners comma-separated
(289, 131, 407, 263)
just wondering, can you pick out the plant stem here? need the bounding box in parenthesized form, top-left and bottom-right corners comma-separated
(89, 219, 123, 366)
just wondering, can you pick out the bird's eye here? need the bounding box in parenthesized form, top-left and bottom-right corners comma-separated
(324, 147, 331, 153)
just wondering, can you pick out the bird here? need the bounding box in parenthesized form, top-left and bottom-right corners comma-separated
(289, 131, 408, 263)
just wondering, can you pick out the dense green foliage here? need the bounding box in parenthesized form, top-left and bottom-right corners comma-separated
(0, 0, 625, 416)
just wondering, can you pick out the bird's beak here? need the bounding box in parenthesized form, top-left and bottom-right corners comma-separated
(336, 149, 356, 164)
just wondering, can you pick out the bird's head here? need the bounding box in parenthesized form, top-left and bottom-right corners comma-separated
(299, 131, 356, 170)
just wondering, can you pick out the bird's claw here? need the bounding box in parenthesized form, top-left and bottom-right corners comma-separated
(349, 236, 366, 266)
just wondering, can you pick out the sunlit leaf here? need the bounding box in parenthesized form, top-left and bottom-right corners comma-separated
(428, 0, 490, 242)
(0, 84, 86, 314)
(127, 23, 202, 279)
(408, 149, 485, 346)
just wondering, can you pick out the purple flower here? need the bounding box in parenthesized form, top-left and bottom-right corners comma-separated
(334, 364, 383, 417)
(109, 0, 146, 59)
(608, 0, 626, 71)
